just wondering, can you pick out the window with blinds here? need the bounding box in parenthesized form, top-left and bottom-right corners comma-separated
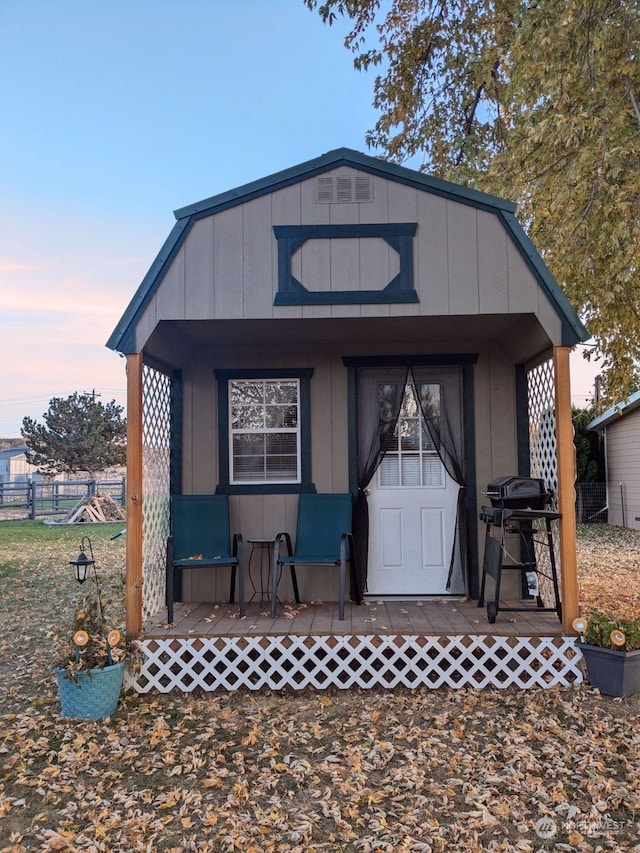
(229, 379, 301, 484)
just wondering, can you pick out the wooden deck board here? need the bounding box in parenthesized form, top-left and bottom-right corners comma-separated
(143, 597, 564, 638)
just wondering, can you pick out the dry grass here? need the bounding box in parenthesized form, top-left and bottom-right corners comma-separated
(0, 521, 639, 852)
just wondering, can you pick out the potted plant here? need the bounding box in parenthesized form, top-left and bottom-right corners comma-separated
(573, 611, 640, 698)
(55, 537, 126, 720)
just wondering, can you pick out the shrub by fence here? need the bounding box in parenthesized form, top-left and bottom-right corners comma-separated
(0, 478, 125, 520)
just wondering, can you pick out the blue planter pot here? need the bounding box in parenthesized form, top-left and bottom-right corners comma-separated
(55, 661, 125, 719)
(578, 644, 640, 698)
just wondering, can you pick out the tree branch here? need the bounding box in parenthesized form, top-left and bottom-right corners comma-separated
(624, 74, 640, 128)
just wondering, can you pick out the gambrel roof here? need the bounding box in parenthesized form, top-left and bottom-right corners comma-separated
(107, 147, 588, 354)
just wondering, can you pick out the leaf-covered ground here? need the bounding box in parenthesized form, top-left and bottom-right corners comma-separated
(575, 524, 640, 619)
(0, 521, 639, 852)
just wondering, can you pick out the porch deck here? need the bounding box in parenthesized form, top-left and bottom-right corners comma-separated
(143, 597, 564, 638)
(133, 598, 582, 694)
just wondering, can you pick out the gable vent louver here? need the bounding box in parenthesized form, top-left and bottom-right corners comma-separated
(316, 175, 373, 203)
(317, 176, 334, 203)
(336, 176, 352, 202)
(354, 176, 373, 201)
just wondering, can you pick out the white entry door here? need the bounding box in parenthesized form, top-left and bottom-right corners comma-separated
(366, 380, 460, 596)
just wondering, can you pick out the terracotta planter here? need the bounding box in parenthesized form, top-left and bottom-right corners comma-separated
(55, 661, 125, 719)
(578, 643, 640, 698)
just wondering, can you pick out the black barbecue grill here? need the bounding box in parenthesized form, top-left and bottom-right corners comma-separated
(485, 476, 551, 510)
(478, 475, 561, 624)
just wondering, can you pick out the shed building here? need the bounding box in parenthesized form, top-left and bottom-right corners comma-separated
(107, 148, 588, 692)
(588, 391, 640, 529)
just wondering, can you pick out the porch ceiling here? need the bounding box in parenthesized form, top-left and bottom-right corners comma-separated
(144, 314, 552, 368)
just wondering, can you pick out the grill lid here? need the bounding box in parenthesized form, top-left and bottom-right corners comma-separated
(485, 475, 550, 509)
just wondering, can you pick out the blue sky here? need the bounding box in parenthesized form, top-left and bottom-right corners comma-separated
(0, 0, 597, 436)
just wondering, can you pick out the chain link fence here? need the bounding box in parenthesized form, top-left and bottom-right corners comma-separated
(575, 483, 607, 523)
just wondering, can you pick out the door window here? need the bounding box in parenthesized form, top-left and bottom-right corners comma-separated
(377, 383, 443, 488)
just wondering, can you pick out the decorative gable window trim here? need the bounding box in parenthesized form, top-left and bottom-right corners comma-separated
(273, 223, 419, 306)
(214, 368, 315, 495)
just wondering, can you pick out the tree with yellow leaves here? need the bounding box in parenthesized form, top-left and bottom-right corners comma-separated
(306, 0, 640, 404)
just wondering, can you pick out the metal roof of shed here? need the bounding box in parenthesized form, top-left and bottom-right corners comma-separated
(588, 389, 640, 431)
(0, 446, 28, 459)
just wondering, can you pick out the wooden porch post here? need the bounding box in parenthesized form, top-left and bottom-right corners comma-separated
(126, 353, 144, 638)
(554, 346, 579, 634)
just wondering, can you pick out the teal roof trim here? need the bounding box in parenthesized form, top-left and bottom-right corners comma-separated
(498, 211, 588, 347)
(587, 389, 640, 431)
(107, 147, 586, 353)
(173, 147, 517, 221)
(106, 218, 191, 352)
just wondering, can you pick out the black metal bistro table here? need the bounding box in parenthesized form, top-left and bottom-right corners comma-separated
(247, 538, 275, 603)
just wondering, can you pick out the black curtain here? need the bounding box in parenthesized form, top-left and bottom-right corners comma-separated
(352, 364, 468, 599)
(409, 366, 468, 594)
(353, 367, 408, 598)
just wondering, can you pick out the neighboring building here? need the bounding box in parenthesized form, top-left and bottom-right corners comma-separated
(0, 446, 38, 485)
(107, 147, 588, 639)
(588, 391, 640, 529)
(0, 445, 125, 487)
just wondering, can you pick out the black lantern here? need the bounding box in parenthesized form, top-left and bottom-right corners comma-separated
(69, 536, 103, 620)
(70, 536, 95, 585)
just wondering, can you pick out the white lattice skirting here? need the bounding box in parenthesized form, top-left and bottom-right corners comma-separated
(130, 634, 584, 693)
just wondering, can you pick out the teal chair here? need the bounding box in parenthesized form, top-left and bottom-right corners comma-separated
(271, 493, 358, 620)
(166, 494, 244, 623)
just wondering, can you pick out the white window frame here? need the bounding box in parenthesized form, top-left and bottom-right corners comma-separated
(228, 378, 302, 486)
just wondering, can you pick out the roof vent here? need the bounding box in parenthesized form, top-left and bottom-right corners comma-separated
(354, 176, 372, 201)
(316, 175, 373, 203)
(317, 176, 334, 203)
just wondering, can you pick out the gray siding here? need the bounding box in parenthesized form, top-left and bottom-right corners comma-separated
(134, 166, 563, 352)
(133, 163, 567, 606)
(606, 413, 640, 529)
(179, 340, 521, 604)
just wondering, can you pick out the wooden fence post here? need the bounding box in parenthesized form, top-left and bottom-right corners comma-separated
(29, 480, 36, 520)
